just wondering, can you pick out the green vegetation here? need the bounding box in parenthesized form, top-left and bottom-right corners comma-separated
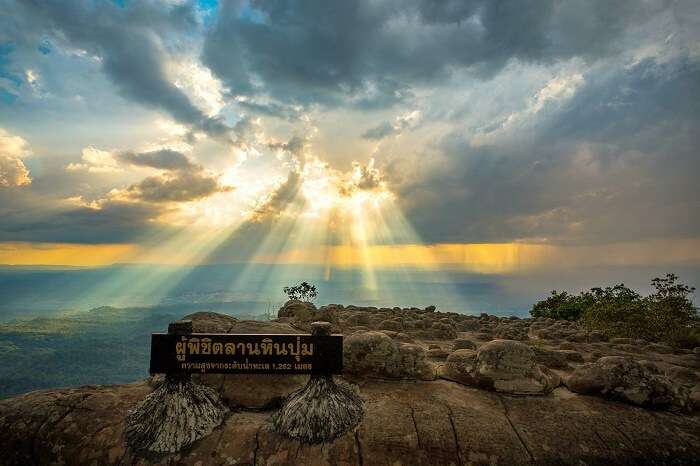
(531, 274, 699, 347)
(283, 281, 318, 302)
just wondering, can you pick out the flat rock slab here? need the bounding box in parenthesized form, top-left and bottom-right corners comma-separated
(1, 380, 700, 465)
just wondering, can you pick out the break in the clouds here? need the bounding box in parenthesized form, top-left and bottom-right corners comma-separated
(0, 0, 698, 258)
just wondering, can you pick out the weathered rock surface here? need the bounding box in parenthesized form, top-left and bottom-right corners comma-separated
(452, 338, 476, 351)
(343, 331, 435, 380)
(2, 380, 700, 465)
(3, 307, 700, 465)
(440, 349, 478, 385)
(182, 311, 238, 333)
(565, 356, 692, 411)
(473, 340, 560, 395)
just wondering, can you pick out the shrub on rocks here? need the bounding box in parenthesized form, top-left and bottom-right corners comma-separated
(530, 274, 699, 348)
(564, 356, 693, 411)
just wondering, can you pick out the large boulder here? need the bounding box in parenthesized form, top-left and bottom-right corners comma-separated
(472, 340, 560, 395)
(343, 331, 435, 380)
(277, 300, 338, 331)
(440, 349, 478, 385)
(531, 346, 569, 369)
(430, 322, 458, 339)
(182, 311, 238, 333)
(494, 324, 528, 341)
(565, 356, 692, 412)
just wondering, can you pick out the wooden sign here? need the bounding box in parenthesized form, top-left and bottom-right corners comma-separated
(149, 333, 343, 375)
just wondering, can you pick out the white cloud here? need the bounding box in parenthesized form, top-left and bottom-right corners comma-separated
(0, 128, 32, 187)
(66, 146, 121, 173)
(0, 156, 32, 187)
(0, 128, 32, 159)
(171, 59, 227, 117)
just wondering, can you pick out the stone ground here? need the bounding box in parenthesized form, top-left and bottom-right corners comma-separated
(1, 304, 700, 465)
(1, 379, 699, 465)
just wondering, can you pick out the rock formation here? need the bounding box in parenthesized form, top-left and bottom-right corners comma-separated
(1, 305, 700, 465)
(565, 356, 692, 411)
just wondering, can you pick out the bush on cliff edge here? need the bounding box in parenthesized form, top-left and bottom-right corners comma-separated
(531, 274, 699, 347)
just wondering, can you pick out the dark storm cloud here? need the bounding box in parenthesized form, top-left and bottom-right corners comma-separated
(0, 189, 170, 243)
(13, 0, 234, 142)
(116, 149, 196, 171)
(126, 169, 232, 203)
(203, 0, 663, 110)
(401, 59, 700, 245)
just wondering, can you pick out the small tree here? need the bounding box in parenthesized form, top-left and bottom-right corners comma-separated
(531, 290, 595, 321)
(581, 284, 647, 339)
(644, 273, 698, 346)
(283, 281, 318, 302)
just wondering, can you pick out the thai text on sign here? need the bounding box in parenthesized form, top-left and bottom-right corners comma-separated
(149, 333, 343, 375)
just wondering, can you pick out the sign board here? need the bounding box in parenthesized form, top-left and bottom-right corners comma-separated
(149, 333, 343, 375)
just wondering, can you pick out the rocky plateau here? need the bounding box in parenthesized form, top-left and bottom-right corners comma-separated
(1, 301, 700, 465)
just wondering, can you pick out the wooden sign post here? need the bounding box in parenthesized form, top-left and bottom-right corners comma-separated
(149, 331, 343, 375)
(126, 319, 362, 455)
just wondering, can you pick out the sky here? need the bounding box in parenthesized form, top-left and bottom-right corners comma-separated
(1, 0, 699, 283)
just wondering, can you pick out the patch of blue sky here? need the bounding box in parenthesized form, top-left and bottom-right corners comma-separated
(197, 0, 219, 26)
(0, 89, 17, 104)
(198, 0, 218, 11)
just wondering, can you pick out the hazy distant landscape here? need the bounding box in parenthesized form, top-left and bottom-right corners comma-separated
(2, 263, 698, 398)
